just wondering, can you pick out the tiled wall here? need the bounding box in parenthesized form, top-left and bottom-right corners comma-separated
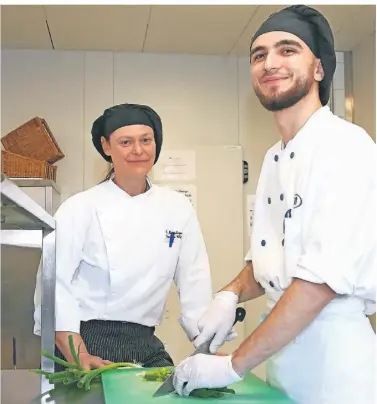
(329, 51, 346, 118)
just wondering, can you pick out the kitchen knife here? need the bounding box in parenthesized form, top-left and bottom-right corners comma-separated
(152, 307, 246, 398)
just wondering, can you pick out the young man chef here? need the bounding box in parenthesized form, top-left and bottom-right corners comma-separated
(33, 103, 213, 371)
(173, 5, 376, 404)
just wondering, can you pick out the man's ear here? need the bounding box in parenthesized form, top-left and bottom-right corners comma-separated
(315, 60, 325, 82)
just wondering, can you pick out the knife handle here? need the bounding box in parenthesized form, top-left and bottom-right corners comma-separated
(233, 307, 246, 326)
(12, 337, 17, 369)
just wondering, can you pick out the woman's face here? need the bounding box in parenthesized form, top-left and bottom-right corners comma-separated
(101, 124, 156, 178)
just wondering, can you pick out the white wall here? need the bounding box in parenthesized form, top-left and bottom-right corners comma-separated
(352, 32, 376, 141)
(1, 51, 86, 201)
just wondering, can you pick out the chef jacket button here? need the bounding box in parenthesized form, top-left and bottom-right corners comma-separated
(261, 240, 266, 247)
(268, 197, 271, 204)
(274, 155, 279, 162)
(269, 281, 274, 287)
(290, 152, 295, 159)
(280, 193, 284, 201)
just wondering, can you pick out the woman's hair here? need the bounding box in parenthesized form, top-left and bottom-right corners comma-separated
(99, 134, 113, 183)
(101, 166, 114, 183)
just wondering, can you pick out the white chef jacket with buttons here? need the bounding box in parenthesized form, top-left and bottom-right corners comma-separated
(245, 106, 376, 404)
(34, 178, 212, 342)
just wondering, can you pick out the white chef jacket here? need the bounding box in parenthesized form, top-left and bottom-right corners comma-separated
(34, 178, 212, 341)
(245, 106, 376, 404)
(246, 106, 376, 314)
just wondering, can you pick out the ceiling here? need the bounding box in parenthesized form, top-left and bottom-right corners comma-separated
(1, 4, 376, 56)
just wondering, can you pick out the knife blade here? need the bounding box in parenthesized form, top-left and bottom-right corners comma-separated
(152, 307, 246, 398)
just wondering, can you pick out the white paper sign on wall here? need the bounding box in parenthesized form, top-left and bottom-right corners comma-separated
(153, 150, 196, 182)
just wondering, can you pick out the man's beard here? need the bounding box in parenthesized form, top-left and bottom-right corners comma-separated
(254, 75, 312, 112)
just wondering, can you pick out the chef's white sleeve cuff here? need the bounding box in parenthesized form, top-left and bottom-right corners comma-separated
(55, 321, 81, 334)
(55, 303, 81, 334)
(34, 306, 81, 336)
(294, 257, 353, 296)
(33, 307, 42, 336)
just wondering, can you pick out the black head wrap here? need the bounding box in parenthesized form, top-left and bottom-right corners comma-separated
(91, 103, 163, 164)
(250, 5, 336, 106)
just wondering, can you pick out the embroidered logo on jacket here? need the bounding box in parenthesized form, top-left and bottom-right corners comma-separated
(166, 230, 183, 248)
(165, 230, 183, 239)
(293, 193, 303, 209)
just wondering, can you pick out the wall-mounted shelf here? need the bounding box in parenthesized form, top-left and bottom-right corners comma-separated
(1, 173, 55, 232)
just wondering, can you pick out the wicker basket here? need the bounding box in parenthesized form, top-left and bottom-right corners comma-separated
(1, 150, 57, 181)
(1, 117, 64, 164)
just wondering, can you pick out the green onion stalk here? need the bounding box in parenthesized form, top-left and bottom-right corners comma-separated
(30, 334, 141, 391)
(31, 335, 236, 397)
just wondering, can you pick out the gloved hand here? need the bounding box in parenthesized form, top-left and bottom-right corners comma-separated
(173, 353, 243, 396)
(193, 291, 239, 353)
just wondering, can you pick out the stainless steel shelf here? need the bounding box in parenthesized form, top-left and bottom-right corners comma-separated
(1, 173, 55, 231)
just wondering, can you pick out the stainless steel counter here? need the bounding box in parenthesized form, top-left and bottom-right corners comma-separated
(1, 370, 105, 404)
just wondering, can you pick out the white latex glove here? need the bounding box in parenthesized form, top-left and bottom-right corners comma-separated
(193, 291, 239, 353)
(173, 354, 243, 397)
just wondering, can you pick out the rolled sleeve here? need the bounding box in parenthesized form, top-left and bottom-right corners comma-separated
(174, 208, 213, 341)
(293, 136, 376, 310)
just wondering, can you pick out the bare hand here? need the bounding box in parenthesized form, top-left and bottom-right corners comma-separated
(78, 353, 112, 370)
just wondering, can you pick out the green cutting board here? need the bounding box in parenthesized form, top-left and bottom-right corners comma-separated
(102, 368, 296, 403)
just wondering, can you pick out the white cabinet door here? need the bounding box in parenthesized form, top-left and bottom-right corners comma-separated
(153, 145, 245, 363)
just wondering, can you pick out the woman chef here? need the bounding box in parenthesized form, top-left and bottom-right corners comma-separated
(33, 103, 213, 371)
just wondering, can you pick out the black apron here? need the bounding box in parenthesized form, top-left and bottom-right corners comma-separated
(54, 320, 174, 372)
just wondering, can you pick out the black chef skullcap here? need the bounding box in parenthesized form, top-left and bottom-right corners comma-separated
(250, 5, 336, 106)
(91, 103, 163, 164)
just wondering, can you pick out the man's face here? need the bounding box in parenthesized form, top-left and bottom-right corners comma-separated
(250, 31, 322, 111)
